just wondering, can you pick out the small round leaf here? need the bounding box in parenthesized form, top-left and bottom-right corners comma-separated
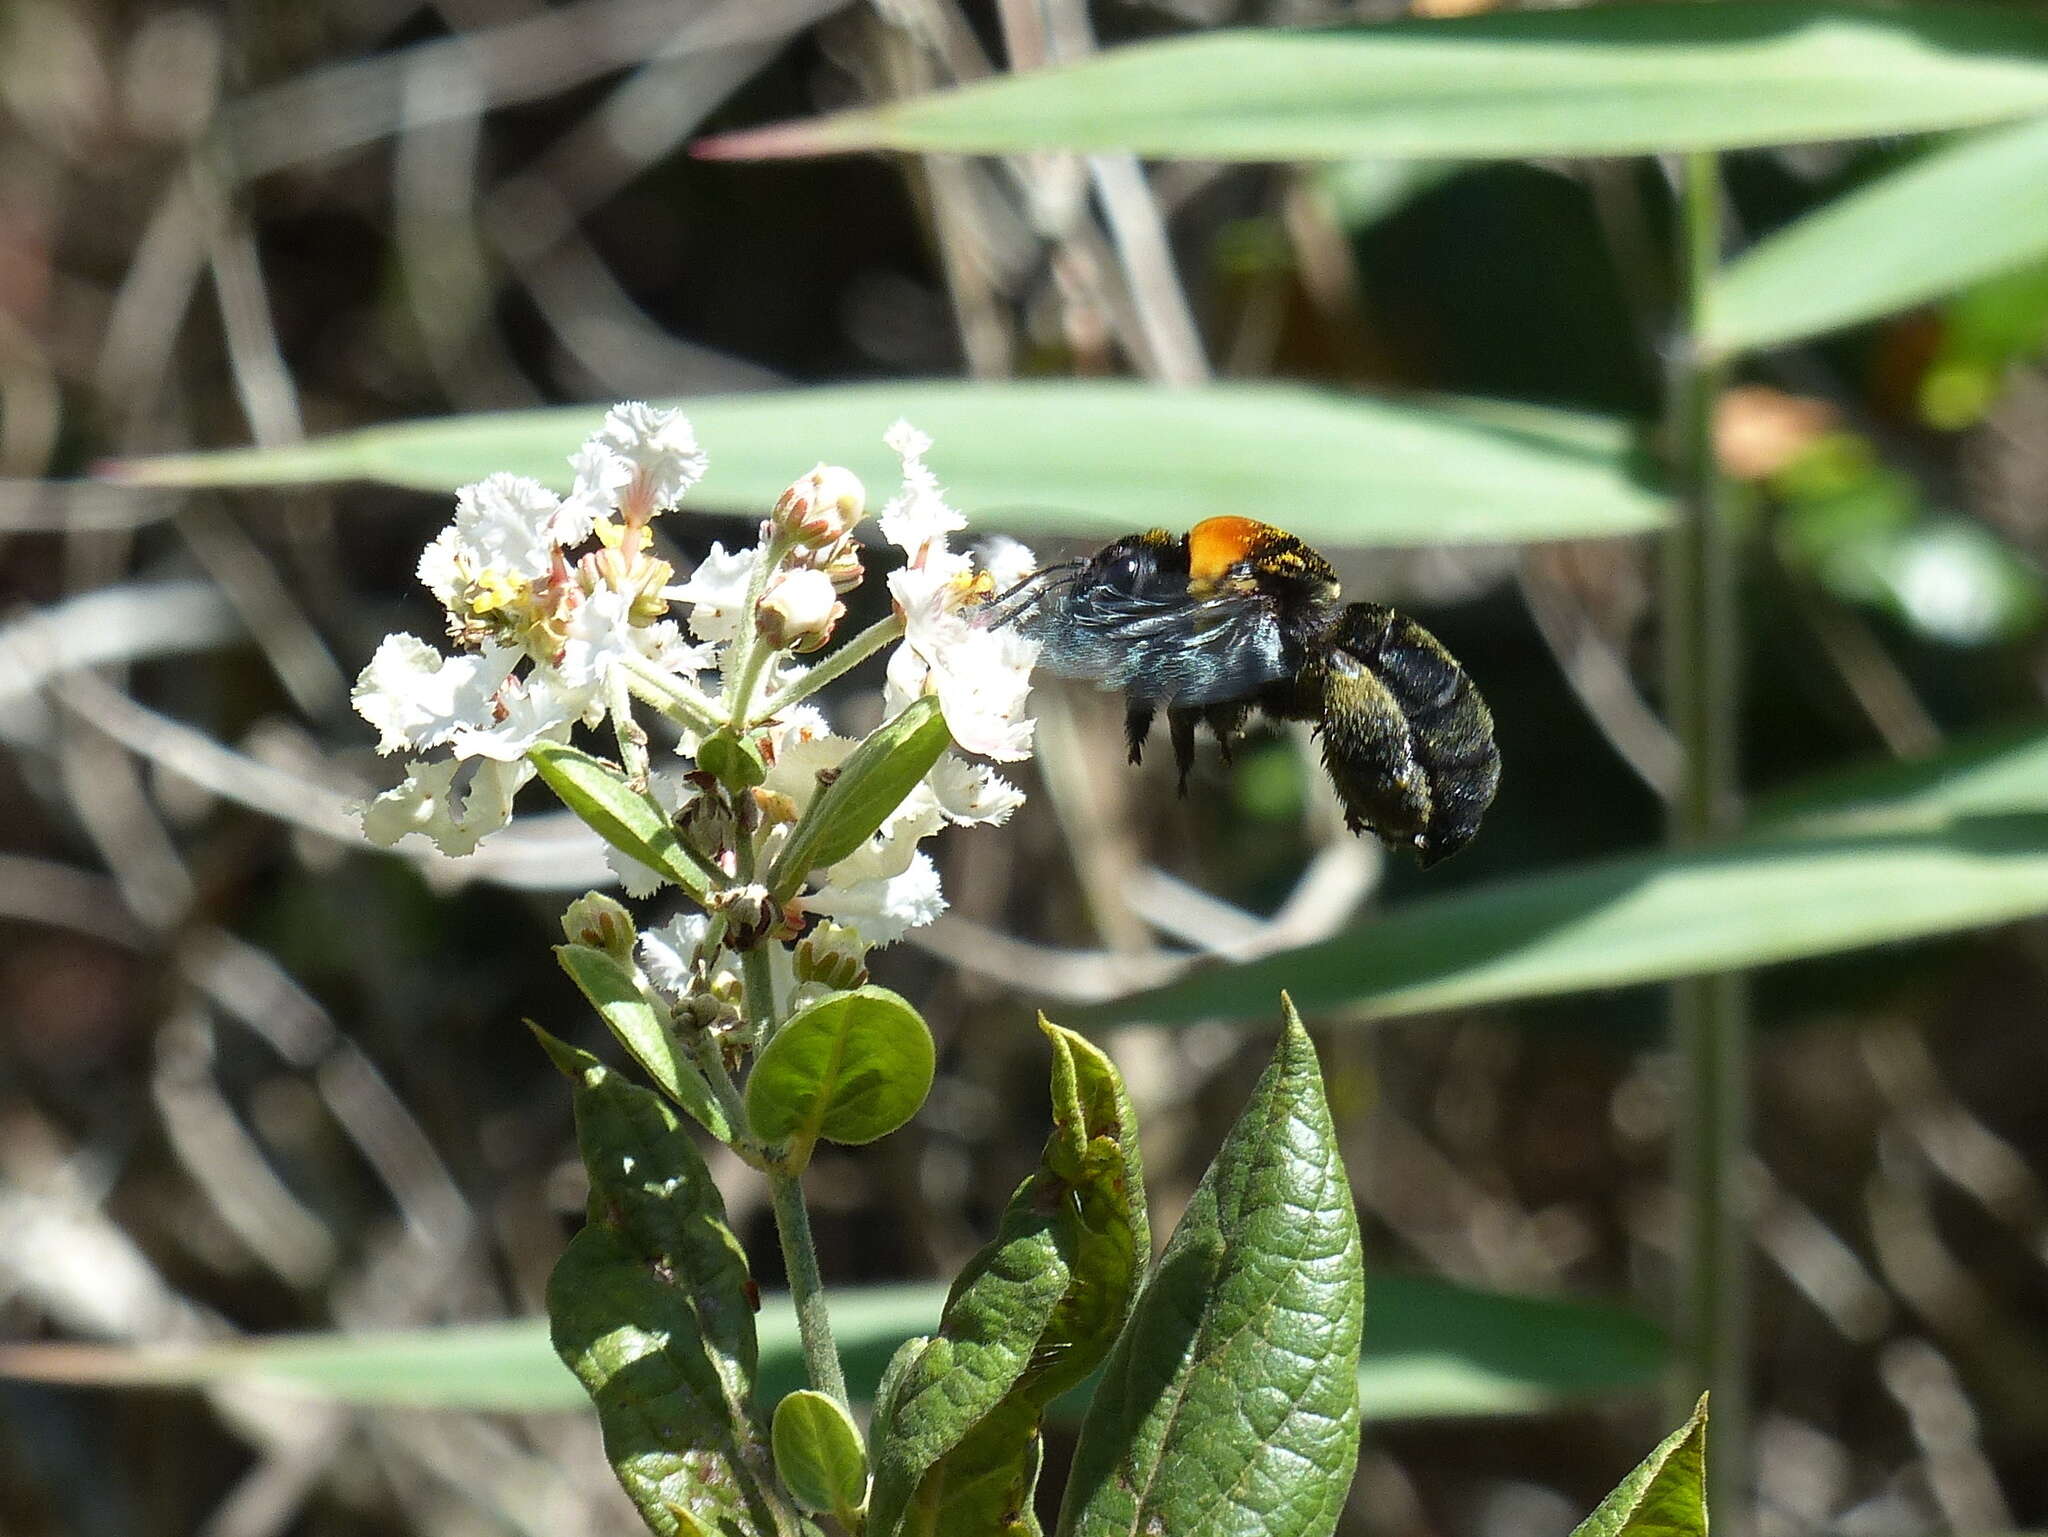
(772, 1389, 869, 1517)
(746, 986, 934, 1151)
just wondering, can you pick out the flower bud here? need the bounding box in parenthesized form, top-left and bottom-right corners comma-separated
(560, 891, 637, 960)
(795, 920, 870, 993)
(708, 881, 776, 948)
(773, 464, 866, 549)
(757, 566, 845, 654)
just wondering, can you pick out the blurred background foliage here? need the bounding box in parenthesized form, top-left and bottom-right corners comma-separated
(5, 1, 2048, 1535)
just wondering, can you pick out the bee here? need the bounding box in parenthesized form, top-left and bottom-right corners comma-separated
(982, 516, 1500, 867)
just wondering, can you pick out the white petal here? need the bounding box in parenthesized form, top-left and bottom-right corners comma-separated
(351, 635, 518, 755)
(639, 913, 712, 996)
(448, 675, 580, 761)
(669, 542, 760, 643)
(595, 403, 707, 509)
(927, 754, 1025, 825)
(804, 851, 946, 946)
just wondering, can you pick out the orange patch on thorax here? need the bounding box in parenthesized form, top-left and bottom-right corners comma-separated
(1186, 516, 1282, 584)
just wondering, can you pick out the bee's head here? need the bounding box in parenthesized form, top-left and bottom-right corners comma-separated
(1079, 531, 1180, 597)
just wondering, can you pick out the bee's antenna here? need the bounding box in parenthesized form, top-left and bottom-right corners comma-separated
(978, 562, 1082, 629)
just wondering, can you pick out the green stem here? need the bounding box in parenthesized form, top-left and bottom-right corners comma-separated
(723, 533, 796, 725)
(751, 612, 905, 726)
(1664, 150, 1751, 1528)
(769, 1168, 850, 1408)
(619, 651, 726, 738)
(608, 669, 650, 788)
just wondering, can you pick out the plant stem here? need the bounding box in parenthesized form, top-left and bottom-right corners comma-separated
(1665, 150, 1751, 1528)
(723, 532, 795, 725)
(731, 804, 843, 1405)
(751, 612, 905, 725)
(620, 651, 725, 738)
(769, 1168, 850, 1408)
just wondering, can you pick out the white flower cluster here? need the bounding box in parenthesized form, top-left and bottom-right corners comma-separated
(351, 404, 1041, 952)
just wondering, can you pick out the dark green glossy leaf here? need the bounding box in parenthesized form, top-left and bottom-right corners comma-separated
(697, 5, 2048, 163)
(1708, 116, 2048, 354)
(745, 986, 935, 1157)
(1090, 730, 2048, 1027)
(527, 743, 711, 904)
(554, 943, 730, 1142)
(766, 698, 950, 903)
(1057, 1001, 1363, 1537)
(0, 1274, 1660, 1418)
(538, 1028, 801, 1537)
(102, 381, 1662, 548)
(868, 1022, 1148, 1537)
(1571, 1396, 1709, 1537)
(771, 1389, 870, 1520)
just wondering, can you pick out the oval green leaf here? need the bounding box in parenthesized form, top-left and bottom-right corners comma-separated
(1708, 115, 2048, 354)
(1088, 729, 2048, 1028)
(526, 742, 712, 904)
(772, 1389, 870, 1518)
(697, 5, 2048, 164)
(553, 943, 730, 1143)
(1057, 1000, 1363, 1537)
(103, 381, 1662, 548)
(767, 697, 950, 903)
(867, 1019, 1148, 1537)
(745, 986, 934, 1153)
(535, 1028, 804, 1537)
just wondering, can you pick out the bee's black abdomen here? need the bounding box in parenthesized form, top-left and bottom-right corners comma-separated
(1323, 603, 1500, 866)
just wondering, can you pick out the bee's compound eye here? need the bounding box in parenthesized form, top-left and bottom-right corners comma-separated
(1102, 548, 1147, 589)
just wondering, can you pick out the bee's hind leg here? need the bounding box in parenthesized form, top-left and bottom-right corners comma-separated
(1166, 708, 1200, 795)
(1124, 704, 1155, 766)
(1203, 702, 1252, 765)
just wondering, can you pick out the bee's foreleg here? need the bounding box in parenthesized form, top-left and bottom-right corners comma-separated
(1124, 704, 1155, 765)
(1167, 708, 1200, 795)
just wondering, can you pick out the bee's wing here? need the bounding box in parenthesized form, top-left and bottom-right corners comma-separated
(1032, 586, 1292, 706)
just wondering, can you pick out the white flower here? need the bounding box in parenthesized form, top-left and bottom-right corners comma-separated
(669, 543, 758, 643)
(359, 756, 530, 856)
(352, 635, 520, 755)
(803, 850, 946, 946)
(447, 675, 580, 762)
(887, 562, 1039, 761)
(639, 912, 714, 996)
(591, 402, 707, 511)
(928, 754, 1025, 826)
(977, 536, 1039, 594)
(879, 419, 966, 563)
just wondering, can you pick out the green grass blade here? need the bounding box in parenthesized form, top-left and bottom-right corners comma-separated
(0, 1276, 1662, 1420)
(1087, 729, 2048, 1027)
(102, 381, 1662, 548)
(1708, 116, 2048, 354)
(696, 5, 2048, 163)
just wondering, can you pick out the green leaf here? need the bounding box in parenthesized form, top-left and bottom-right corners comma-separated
(1058, 1000, 1363, 1537)
(772, 1390, 870, 1520)
(554, 943, 732, 1143)
(0, 1274, 1661, 1418)
(766, 697, 953, 904)
(537, 1028, 802, 1537)
(695, 5, 2048, 163)
(1571, 1396, 1709, 1537)
(1708, 115, 2048, 354)
(102, 381, 1661, 548)
(526, 743, 712, 904)
(744, 986, 935, 1157)
(868, 1022, 1148, 1537)
(1090, 729, 2048, 1028)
